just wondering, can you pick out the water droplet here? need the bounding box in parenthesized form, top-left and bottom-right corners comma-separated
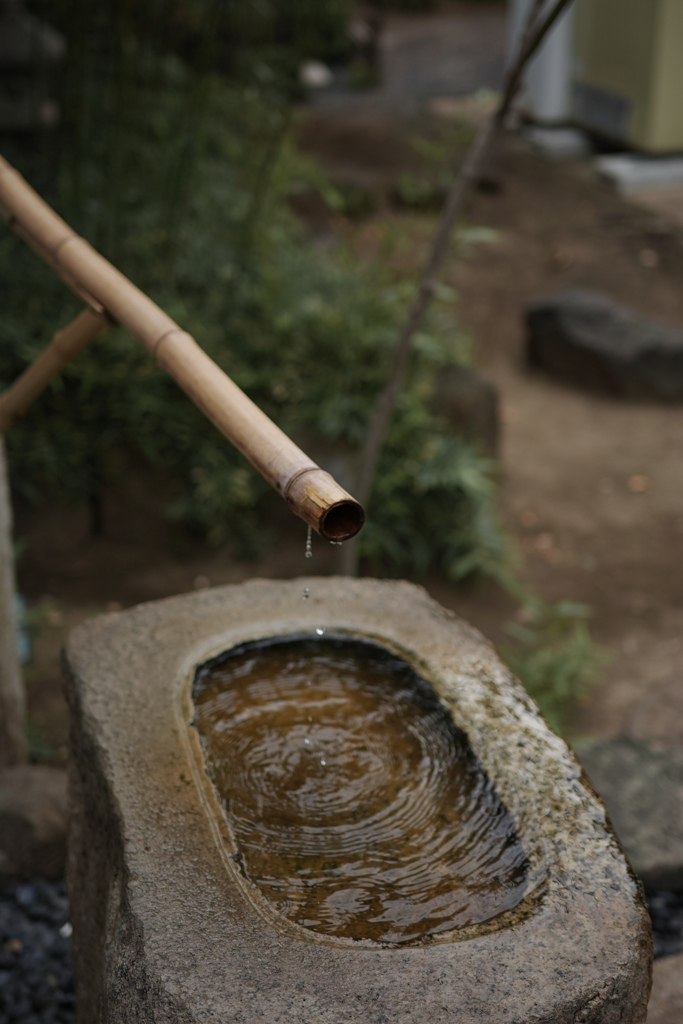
(315, 627, 324, 636)
(329, 540, 342, 547)
(305, 525, 313, 560)
(304, 738, 311, 745)
(320, 759, 326, 766)
(302, 587, 310, 600)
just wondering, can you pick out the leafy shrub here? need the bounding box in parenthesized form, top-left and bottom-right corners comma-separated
(1, 7, 507, 581)
(3, 0, 605, 746)
(502, 599, 608, 734)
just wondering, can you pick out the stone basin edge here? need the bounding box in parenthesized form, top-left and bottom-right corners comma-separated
(178, 623, 546, 950)
(159, 578, 632, 942)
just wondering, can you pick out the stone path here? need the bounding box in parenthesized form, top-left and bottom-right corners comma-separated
(312, 2, 506, 112)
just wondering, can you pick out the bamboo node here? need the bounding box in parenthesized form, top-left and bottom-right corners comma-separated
(283, 465, 320, 501)
(152, 328, 189, 360)
(52, 230, 79, 262)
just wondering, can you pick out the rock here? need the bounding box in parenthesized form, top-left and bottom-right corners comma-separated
(647, 951, 683, 1023)
(526, 289, 683, 399)
(647, 890, 683, 959)
(575, 737, 683, 890)
(429, 365, 500, 457)
(63, 579, 650, 1024)
(0, 765, 68, 881)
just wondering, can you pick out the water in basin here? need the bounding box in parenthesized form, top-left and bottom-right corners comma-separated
(193, 636, 528, 945)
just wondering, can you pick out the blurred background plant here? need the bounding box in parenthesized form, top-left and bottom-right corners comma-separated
(502, 598, 609, 734)
(1, 0, 508, 579)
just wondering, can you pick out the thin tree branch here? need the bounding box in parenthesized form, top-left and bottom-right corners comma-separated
(340, 0, 575, 576)
(498, 0, 576, 124)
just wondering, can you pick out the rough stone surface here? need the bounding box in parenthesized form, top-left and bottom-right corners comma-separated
(526, 289, 683, 399)
(0, 765, 68, 881)
(576, 737, 683, 890)
(647, 952, 683, 1023)
(429, 365, 500, 457)
(63, 578, 652, 1024)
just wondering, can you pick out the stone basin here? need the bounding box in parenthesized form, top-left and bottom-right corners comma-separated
(63, 578, 652, 1023)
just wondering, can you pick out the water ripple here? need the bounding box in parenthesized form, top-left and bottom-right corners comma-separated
(194, 637, 527, 944)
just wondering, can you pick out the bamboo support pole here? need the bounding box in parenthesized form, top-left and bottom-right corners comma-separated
(0, 436, 25, 766)
(0, 307, 108, 433)
(0, 155, 364, 541)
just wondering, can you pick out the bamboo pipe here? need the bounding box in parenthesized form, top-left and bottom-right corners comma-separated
(0, 307, 108, 433)
(0, 155, 364, 541)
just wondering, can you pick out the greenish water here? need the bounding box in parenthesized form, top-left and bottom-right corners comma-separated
(193, 637, 527, 944)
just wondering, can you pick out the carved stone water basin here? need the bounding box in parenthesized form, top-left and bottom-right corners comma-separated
(193, 635, 529, 946)
(63, 578, 651, 1022)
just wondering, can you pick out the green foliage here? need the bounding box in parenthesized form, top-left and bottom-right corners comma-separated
(362, 417, 507, 580)
(1, 3, 508, 582)
(271, 0, 354, 66)
(396, 173, 442, 211)
(501, 599, 608, 734)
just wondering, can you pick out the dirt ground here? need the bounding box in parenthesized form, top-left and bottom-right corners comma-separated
(453, 136, 683, 747)
(12, 4, 683, 763)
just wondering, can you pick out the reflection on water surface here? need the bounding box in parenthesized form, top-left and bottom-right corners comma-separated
(194, 637, 527, 944)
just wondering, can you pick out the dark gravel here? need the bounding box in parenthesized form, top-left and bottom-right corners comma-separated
(0, 881, 74, 1024)
(646, 888, 683, 960)
(0, 879, 681, 1021)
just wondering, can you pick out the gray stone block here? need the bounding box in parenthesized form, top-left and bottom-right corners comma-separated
(0, 765, 68, 880)
(595, 155, 683, 195)
(63, 579, 651, 1023)
(576, 736, 683, 891)
(526, 289, 683, 399)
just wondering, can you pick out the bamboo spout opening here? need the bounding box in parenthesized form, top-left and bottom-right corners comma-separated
(284, 468, 364, 541)
(321, 500, 365, 541)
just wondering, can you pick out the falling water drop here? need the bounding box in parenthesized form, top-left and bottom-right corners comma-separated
(302, 587, 310, 601)
(315, 627, 324, 636)
(305, 525, 313, 560)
